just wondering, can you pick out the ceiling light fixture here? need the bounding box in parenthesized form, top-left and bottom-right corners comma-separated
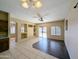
(33, 1, 42, 8)
(21, 0, 42, 8)
(22, 2, 29, 8)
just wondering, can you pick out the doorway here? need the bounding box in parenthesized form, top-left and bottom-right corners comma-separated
(10, 21, 17, 48)
(39, 27, 47, 38)
(28, 27, 33, 38)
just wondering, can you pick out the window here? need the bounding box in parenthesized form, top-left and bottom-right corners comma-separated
(10, 25, 16, 34)
(51, 26, 61, 36)
(21, 24, 27, 33)
(21, 25, 25, 33)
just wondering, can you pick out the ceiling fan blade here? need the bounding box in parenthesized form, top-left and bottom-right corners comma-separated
(32, 16, 38, 18)
(36, 12, 42, 17)
(44, 13, 49, 17)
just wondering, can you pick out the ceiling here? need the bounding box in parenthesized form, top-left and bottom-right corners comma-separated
(0, 0, 70, 23)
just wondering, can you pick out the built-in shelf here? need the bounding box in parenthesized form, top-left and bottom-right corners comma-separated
(34, 25, 37, 36)
(21, 33, 27, 39)
(28, 25, 33, 27)
(21, 24, 27, 39)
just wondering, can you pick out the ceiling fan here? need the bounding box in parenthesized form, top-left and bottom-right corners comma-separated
(33, 12, 49, 21)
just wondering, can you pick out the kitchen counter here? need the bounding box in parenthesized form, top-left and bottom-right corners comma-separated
(0, 37, 8, 39)
(0, 37, 9, 52)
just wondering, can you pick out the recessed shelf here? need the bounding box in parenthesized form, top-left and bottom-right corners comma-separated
(21, 24, 27, 39)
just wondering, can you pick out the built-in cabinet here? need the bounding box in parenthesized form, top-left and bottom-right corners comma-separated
(20, 24, 37, 39)
(0, 10, 9, 52)
(21, 24, 27, 39)
(0, 11, 8, 37)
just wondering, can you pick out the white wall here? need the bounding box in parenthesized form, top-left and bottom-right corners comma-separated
(65, 0, 78, 59)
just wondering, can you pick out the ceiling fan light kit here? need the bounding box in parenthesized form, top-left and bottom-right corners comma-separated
(21, 0, 44, 21)
(22, 2, 29, 8)
(21, 0, 42, 8)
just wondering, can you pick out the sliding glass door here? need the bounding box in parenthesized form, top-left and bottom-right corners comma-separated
(39, 27, 47, 38)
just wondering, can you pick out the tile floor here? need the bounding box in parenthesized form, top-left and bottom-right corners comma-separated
(0, 38, 58, 59)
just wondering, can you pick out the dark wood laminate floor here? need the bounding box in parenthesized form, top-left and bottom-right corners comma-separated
(33, 37, 70, 59)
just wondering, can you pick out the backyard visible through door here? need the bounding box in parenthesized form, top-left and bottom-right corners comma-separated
(39, 27, 47, 38)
